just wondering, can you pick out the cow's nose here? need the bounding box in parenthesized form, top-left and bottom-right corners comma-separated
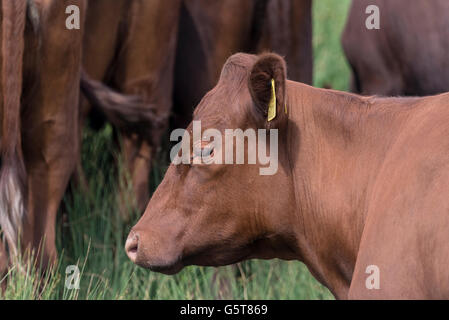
(125, 231, 139, 263)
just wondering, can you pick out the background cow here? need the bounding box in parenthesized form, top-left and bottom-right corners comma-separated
(342, 0, 449, 96)
(0, 0, 86, 272)
(173, 0, 312, 129)
(81, 0, 181, 215)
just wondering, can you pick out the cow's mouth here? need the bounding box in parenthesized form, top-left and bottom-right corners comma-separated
(130, 254, 184, 274)
(130, 256, 184, 275)
(148, 261, 184, 275)
(181, 244, 253, 268)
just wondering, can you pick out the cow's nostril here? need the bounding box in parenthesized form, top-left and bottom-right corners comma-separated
(125, 232, 139, 262)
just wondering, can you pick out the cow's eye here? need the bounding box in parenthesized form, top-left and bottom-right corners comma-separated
(192, 143, 215, 164)
(201, 146, 215, 164)
(202, 146, 214, 157)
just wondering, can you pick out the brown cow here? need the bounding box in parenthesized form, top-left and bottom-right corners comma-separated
(342, 0, 449, 96)
(0, 0, 86, 271)
(81, 0, 181, 214)
(126, 53, 449, 299)
(173, 0, 312, 129)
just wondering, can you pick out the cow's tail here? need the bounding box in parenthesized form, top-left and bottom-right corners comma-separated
(0, 0, 28, 257)
(80, 70, 166, 145)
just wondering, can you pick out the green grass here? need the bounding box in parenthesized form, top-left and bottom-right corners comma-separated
(313, 0, 352, 91)
(1, 0, 351, 300)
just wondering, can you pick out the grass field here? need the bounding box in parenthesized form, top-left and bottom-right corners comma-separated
(1, 0, 351, 300)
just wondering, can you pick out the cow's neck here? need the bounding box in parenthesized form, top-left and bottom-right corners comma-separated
(284, 81, 404, 298)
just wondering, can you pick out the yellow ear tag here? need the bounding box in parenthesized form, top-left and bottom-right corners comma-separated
(267, 79, 276, 122)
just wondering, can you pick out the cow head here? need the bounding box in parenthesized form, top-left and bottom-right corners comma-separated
(125, 53, 298, 274)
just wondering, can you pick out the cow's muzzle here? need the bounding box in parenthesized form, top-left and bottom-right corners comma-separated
(125, 229, 183, 275)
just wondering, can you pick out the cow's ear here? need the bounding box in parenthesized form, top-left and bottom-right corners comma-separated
(248, 53, 287, 127)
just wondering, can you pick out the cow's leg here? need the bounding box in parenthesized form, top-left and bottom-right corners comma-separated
(349, 250, 428, 299)
(113, 0, 180, 216)
(74, 0, 129, 198)
(349, 186, 449, 299)
(349, 218, 449, 299)
(21, 0, 86, 269)
(119, 135, 153, 215)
